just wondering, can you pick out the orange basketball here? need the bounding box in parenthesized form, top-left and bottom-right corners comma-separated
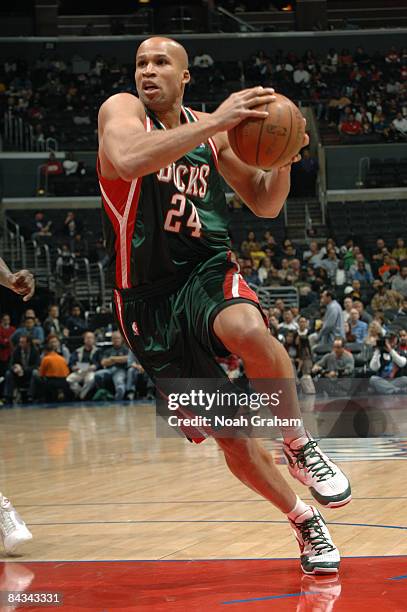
(228, 93, 306, 169)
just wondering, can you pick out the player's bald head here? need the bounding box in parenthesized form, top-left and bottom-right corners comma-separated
(136, 37, 189, 70)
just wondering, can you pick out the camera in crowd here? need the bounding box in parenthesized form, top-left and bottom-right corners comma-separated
(377, 332, 398, 353)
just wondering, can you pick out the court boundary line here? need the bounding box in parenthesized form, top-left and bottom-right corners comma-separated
(14, 495, 407, 507)
(1, 555, 406, 563)
(25, 519, 407, 530)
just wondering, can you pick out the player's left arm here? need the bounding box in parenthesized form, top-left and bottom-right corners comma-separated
(214, 129, 309, 218)
(0, 257, 35, 301)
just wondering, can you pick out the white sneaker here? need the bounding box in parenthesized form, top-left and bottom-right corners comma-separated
(289, 506, 340, 575)
(283, 435, 351, 508)
(0, 495, 33, 555)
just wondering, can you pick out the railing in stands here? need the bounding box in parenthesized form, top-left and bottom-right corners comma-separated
(3, 111, 59, 152)
(250, 285, 299, 310)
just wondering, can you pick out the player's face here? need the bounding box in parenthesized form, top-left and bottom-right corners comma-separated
(135, 41, 190, 111)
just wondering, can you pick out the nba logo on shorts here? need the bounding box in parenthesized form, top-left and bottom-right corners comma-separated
(132, 321, 140, 335)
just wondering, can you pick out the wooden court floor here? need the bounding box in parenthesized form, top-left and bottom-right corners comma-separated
(0, 402, 406, 610)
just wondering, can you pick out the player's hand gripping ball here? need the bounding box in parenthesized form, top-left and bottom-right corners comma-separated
(228, 93, 307, 169)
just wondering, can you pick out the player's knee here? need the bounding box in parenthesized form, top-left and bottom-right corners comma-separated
(215, 314, 267, 356)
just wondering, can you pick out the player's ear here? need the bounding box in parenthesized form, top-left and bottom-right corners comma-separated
(182, 69, 191, 85)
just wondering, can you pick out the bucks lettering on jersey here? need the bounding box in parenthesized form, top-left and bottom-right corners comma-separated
(99, 105, 231, 291)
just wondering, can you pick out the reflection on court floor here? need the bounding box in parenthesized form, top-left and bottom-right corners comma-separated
(0, 403, 406, 610)
(0, 557, 406, 611)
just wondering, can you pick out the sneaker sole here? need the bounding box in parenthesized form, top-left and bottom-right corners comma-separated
(310, 485, 352, 508)
(302, 565, 339, 575)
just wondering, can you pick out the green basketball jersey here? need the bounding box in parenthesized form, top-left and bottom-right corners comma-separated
(99, 105, 231, 291)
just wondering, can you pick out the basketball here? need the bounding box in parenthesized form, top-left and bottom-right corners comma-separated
(228, 93, 306, 169)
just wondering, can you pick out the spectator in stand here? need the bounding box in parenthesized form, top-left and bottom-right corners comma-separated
(62, 211, 83, 247)
(257, 256, 273, 285)
(373, 113, 391, 140)
(67, 331, 100, 400)
(312, 337, 354, 379)
(303, 241, 323, 268)
(241, 261, 260, 286)
(364, 321, 384, 347)
(43, 304, 64, 339)
(371, 280, 403, 312)
(3, 335, 40, 404)
(344, 320, 356, 343)
(0, 314, 15, 378)
(278, 258, 291, 283)
(385, 46, 400, 64)
(94, 331, 128, 401)
(392, 112, 407, 139)
(371, 238, 388, 273)
(378, 254, 399, 282)
(31, 211, 52, 243)
(369, 330, 407, 395)
(340, 113, 362, 137)
(72, 233, 88, 258)
(240, 231, 260, 258)
(42, 334, 70, 364)
(293, 62, 311, 86)
(398, 297, 407, 316)
(391, 266, 407, 298)
(11, 315, 44, 349)
(320, 248, 339, 283)
(325, 48, 338, 73)
(297, 316, 310, 337)
(317, 290, 345, 346)
(65, 304, 87, 336)
(42, 152, 63, 176)
(31, 336, 70, 402)
(353, 300, 373, 325)
(126, 352, 155, 400)
(278, 309, 299, 334)
(348, 253, 373, 278)
(350, 260, 374, 284)
(342, 296, 353, 323)
(392, 238, 407, 262)
(349, 308, 368, 343)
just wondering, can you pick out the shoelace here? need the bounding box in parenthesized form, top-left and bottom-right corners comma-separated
(291, 440, 335, 482)
(0, 507, 17, 537)
(297, 515, 336, 556)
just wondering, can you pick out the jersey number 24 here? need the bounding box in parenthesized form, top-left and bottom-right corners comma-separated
(164, 193, 202, 238)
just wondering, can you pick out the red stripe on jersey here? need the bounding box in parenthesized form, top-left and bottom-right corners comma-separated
(237, 275, 260, 303)
(98, 167, 143, 289)
(113, 290, 133, 349)
(102, 193, 123, 290)
(124, 177, 142, 288)
(223, 265, 239, 299)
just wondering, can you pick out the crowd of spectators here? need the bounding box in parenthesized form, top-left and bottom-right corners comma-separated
(0, 304, 155, 406)
(1, 45, 406, 154)
(226, 229, 407, 396)
(2, 226, 407, 406)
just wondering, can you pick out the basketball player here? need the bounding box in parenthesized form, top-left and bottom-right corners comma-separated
(0, 256, 34, 554)
(98, 37, 351, 574)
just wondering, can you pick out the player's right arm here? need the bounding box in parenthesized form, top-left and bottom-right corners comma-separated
(98, 89, 275, 181)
